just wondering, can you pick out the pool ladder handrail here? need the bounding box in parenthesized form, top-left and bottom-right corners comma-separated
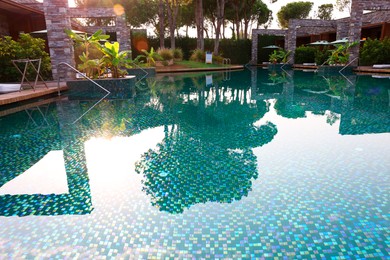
(222, 58, 231, 66)
(56, 62, 111, 95)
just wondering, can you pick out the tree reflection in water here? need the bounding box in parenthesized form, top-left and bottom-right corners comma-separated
(135, 73, 277, 214)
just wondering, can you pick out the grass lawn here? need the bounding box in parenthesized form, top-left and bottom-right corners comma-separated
(175, 60, 229, 68)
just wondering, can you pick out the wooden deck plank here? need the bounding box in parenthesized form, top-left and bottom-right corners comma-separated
(0, 82, 68, 106)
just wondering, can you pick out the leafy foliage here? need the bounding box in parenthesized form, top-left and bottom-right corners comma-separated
(294, 46, 317, 64)
(317, 4, 333, 20)
(277, 1, 313, 28)
(360, 38, 390, 66)
(100, 42, 132, 78)
(172, 48, 184, 60)
(0, 34, 51, 82)
(269, 49, 291, 63)
(139, 47, 163, 66)
(326, 41, 358, 65)
(157, 48, 174, 61)
(190, 49, 206, 62)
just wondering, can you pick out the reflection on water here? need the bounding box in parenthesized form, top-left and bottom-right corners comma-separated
(0, 69, 389, 217)
(0, 69, 389, 257)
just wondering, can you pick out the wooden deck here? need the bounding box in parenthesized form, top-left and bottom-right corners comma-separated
(0, 82, 68, 106)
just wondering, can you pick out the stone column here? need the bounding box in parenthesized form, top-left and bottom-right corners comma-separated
(287, 20, 298, 64)
(251, 29, 259, 65)
(116, 14, 131, 51)
(348, 0, 364, 66)
(43, 0, 75, 80)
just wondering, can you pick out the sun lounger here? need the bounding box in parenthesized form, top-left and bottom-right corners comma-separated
(372, 64, 390, 69)
(0, 83, 21, 94)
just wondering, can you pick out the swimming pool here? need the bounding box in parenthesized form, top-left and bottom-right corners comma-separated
(1, 68, 389, 258)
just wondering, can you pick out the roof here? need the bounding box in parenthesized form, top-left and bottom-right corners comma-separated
(339, 10, 390, 25)
(0, 0, 43, 15)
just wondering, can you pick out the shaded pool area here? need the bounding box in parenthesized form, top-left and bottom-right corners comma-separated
(0, 69, 389, 258)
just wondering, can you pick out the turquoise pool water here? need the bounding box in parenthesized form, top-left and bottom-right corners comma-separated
(0, 68, 389, 258)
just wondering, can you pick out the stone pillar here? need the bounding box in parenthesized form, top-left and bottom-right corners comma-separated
(251, 30, 259, 64)
(287, 20, 298, 64)
(116, 14, 131, 51)
(348, 0, 364, 66)
(43, 0, 75, 80)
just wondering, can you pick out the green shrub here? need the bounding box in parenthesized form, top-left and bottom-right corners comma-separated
(294, 46, 317, 64)
(173, 48, 183, 60)
(315, 47, 332, 65)
(360, 37, 390, 66)
(145, 37, 252, 64)
(0, 34, 52, 82)
(158, 48, 174, 61)
(190, 49, 205, 62)
(213, 54, 224, 64)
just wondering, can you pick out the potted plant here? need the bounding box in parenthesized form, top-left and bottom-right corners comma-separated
(65, 29, 137, 98)
(65, 29, 109, 78)
(100, 41, 132, 78)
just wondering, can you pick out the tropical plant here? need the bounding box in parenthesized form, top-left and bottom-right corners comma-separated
(269, 49, 291, 63)
(100, 41, 132, 78)
(140, 47, 163, 66)
(65, 29, 109, 60)
(65, 29, 110, 77)
(326, 41, 358, 65)
(78, 53, 104, 78)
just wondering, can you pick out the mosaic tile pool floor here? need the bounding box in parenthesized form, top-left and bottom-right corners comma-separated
(0, 69, 389, 258)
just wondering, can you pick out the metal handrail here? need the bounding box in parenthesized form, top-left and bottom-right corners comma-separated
(339, 57, 359, 75)
(223, 58, 231, 66)
(56, 62, 111, 95)
(130, 62, 149, 84)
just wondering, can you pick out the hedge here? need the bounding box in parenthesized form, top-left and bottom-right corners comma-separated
(131, 32, 252, 64)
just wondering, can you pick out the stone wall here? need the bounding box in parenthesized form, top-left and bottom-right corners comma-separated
(348, 0, 390, 66)
(42, 1, 131, 80)
(250, 29, 287, 64)
(287, 19, 336, 64)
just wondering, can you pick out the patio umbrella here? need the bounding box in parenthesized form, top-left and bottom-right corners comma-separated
(262, 45, 282, 49)
(330, 37, 349, 45)
(30, 29, 86, 34)
(307, 40, 331, 46)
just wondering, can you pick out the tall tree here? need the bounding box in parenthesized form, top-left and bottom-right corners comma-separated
(277, 1, 313, 29)
(226, 0, 271, 40)
(317, 4, 333, 20)
(242, 0, 271, 39)
(195, 0, 204, 50)
(165, 0, 192, 49)
(336, 0, 351, 13)
(213, 0, 225, 55)
(159, 0, 165, 48)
